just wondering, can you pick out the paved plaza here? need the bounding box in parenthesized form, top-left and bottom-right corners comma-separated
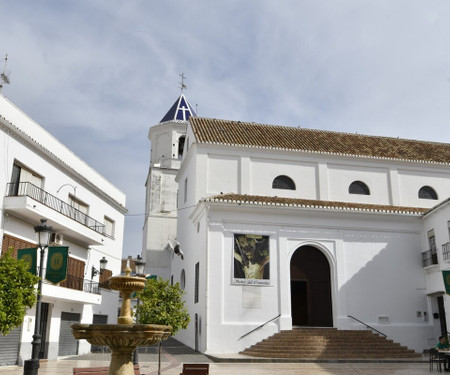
(0, 359, 433, 375)
(0, 339, 431, 375)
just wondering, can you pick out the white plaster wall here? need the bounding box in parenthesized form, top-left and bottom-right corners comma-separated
(186, 141, 450, 211)
(170, 196, 207, 351)
(398, 169, 450, 208)
(327, 163, 390, 204)
(93, 288, 119, 324)
(206, 155, 239, 195)
(194, 205, 431, 353)
(250, 157, 317, 199)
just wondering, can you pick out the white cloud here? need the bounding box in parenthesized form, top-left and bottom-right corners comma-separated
(2, 0, 450, 255)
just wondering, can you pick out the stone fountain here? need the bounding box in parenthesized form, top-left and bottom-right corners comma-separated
(72, 267, 171, 375)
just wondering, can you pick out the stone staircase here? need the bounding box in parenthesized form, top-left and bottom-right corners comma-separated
(240, 328, 421, 359)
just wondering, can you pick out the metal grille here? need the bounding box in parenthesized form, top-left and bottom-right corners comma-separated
(6, 182, 105, 234)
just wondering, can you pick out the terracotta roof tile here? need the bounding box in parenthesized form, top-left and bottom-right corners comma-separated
(190, 117, 450, 164)
(203, 193, 428, 215)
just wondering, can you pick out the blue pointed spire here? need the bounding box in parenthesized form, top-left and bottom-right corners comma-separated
(160, 94, 196, 123)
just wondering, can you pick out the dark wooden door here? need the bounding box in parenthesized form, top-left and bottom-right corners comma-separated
(38, 303, 49, 359)
(290, 246, 332, 327)
(291, 280, 308, 325)
(438, 296, 448, 338)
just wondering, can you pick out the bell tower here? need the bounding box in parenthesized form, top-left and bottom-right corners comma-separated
(142, 93, 196, 279)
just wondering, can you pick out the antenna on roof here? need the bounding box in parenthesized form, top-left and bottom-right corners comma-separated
(179, 72, 187, 93)
(0, 54, 11, 93)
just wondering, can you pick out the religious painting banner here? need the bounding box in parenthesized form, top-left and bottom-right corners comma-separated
(17, 247, 37, 275)
(45, 246, 69, 284)
(233, 233, 270, 286)
(442, 270, 450, 295)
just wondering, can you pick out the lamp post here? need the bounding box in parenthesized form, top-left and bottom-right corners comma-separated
(133, 255, 146, 365)
(23, 219, 53, 375)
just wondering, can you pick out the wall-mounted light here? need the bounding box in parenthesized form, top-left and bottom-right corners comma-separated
(91, 256, 108, 279)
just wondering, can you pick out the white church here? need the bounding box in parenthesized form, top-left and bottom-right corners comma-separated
(143, 93, 450, 355)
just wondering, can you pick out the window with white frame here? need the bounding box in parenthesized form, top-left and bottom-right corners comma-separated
(68, 194, 89, 223)
(9, 162, 43, 195)
(104, 216, 115, 238)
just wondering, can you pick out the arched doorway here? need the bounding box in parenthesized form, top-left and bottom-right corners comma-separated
(290, 246, 332, 327)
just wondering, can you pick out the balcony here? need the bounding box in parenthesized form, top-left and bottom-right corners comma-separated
(443, 242, 450, 261)
(59, 274, 101, 295)
(4, 182, 106, 246)
(422, 248, 438, 268)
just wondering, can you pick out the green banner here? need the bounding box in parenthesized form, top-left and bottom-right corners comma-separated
(17, 248, 37, 275)
(442, 271, 450, 295)
(46, 247, 68, 284)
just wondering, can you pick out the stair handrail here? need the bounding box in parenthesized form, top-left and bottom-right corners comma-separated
(238, 314, 281, 341)
(347, 315, 387, 337)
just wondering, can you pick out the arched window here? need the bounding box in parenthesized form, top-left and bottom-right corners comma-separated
(419, 186, 438, 200)
(349, 181, 370, 195)
(272, 175, 296, 190)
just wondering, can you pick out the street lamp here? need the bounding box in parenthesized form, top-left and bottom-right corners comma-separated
(91, 256, 108, 279)
(133, 254, 146, 365)
(23, 219, 53, 375)
(135, 255, 146, 276)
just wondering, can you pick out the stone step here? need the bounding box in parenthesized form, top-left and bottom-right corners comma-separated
(240, 328, 420, 359)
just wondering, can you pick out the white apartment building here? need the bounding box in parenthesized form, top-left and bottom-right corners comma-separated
(144, 95, 450, 355)
(0, 94, 126, 365)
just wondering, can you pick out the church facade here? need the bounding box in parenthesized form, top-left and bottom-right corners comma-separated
(143, 95, 450, 354)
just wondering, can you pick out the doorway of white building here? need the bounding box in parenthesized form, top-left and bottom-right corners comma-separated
(290, 246, 332, 327)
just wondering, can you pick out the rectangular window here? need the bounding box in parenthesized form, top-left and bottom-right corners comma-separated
(428, 230, 438, 265)
(194, 262, 199, 304)
(184, 178, 188, 203)
(104, 216, 115, 238)
(428, 230, 437, 251)
(68, 195, 89, 223)
(9, 162, 43, 195)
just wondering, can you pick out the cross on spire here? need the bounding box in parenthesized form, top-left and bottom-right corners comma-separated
(179, 73, 187, 92)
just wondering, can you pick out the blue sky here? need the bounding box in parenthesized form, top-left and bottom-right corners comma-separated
(2, 1, 450, 257)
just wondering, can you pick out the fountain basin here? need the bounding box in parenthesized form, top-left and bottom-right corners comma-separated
(72, 324, 171, 347)
(108, 276, 146, 293)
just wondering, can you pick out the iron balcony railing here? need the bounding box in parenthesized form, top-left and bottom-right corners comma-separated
(6, 182, 105, 235)
(41, 274, 101, 295)
(422, 248, 438, 268)
(443, 242, 450, 261)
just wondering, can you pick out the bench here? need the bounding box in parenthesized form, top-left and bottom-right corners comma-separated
(73, 364, 140, 375)
(180, 363, 210, 375)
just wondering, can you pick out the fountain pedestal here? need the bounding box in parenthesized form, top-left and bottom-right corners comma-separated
(72, 267, 171, 375)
